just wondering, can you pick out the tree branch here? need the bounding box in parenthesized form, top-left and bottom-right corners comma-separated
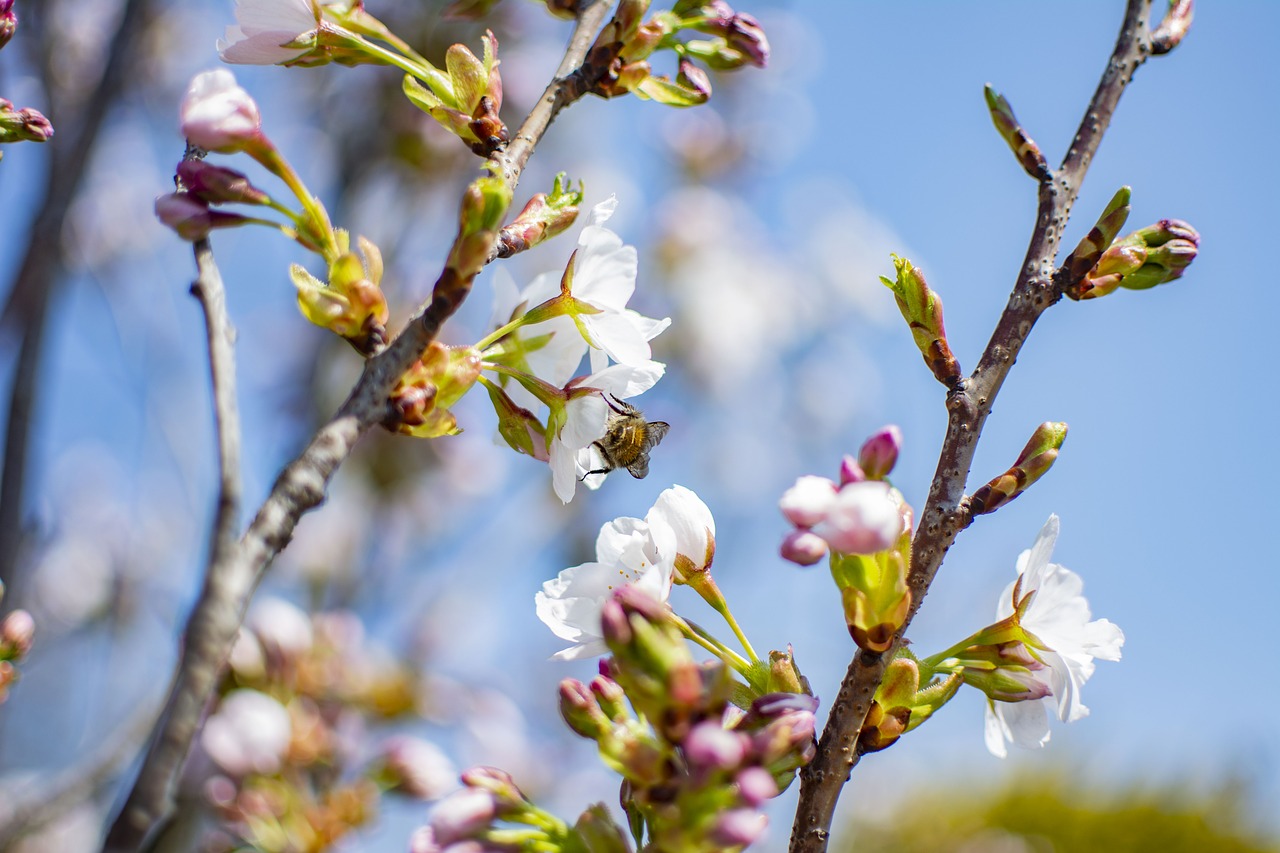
(789, 3, 1157, 850)
(101, 3, 614, 850)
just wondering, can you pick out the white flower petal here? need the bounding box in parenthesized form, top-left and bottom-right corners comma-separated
(583, 312, 652, 366)
(983, 702, 1010, 759)
(998, 697, 1053, 750)
(585, 196, 618, 228)
(986, 515, 1124, 755)
(218, 0, 319, 65)
(550, 640, 610, 661)
(648, 486, 715, 572)
(549, 439, 579, 503)
(574, 236, 636, 309)
(534, 513, 674, 658)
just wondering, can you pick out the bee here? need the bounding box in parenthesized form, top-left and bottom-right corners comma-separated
(582, 394, 670, 480)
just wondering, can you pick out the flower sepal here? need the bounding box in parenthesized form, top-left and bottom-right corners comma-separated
(497, 173, 583, 257)
(402, 31, 507, 155)
(826, 491, 913, 653)
(881, 254, 962, 388)
(388, 343, 483, 438)
(482, 378, 549, 461)
(290, 234, 389, 354)
(858, 651, 962, 753)
(970, 421, 1067, 516)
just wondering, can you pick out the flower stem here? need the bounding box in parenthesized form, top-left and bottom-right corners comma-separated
(250, 145, 339, 259)
(715, 601, 760, 664)
(333, 26, 452, 99)
(476, 315, 529, 352)
(674, 616, 751, 674)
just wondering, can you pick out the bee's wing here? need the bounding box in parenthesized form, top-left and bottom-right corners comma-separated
(642, 421, 671, 451)
(626, 455, 650, 479)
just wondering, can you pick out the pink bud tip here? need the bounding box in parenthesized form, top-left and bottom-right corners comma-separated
(838, 455, 866, 485)
(858, 425, 902, 480)
(780, 529, 827, 566)
(779, 475, 837, 528)
(736, 766, 779, 806)
(684, 721, 748, 772)
(711, 809, 769, 847)
(811, 481, 903, 555)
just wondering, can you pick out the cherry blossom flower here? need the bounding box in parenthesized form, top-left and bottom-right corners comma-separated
(778, 475, 903, 561)
(812, 481, 904, 554)
(179, 69, 261, 152)
(983, 515, 1125, 758)
(378, 736, 458, 801)
(246, 595, 313, 661)
(648, 484, 715, 579)
(563, 197, 671, 371)
(549, 361, 664, 504)
(487, 267, 586, 413)
(535, 485, 713, 659)
(217, 0, 323, 65)
(201, 689, 292, 776)
(536, 515, 671, 661)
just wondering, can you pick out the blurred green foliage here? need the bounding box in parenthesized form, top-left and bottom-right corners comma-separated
(841, 771, 1278, 853)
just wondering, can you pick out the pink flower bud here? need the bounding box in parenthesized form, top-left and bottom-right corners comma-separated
(180, 69, 261, 152)
(0, 609, 33, 657)
(155, 192, 248, 241)
(677, 58, 712, 101)
(598, 597, 633, 647)
(177, 160, 270, 205)
(247, 596, 313, 661)
(726, 13, 769, 68)
(427, 787, 497, 844)
(0, 102, 52, 143)
(779, 475, 837, 528)
(811, 481, 903, 555)
(780, 529, 827, 566)
(380, 736, 457, 801)
(838, 454, 865, 485)
(460, 766, 527, 813)
(683, 720, 748, 772)
(0, 2, 15, 51)
(710, 809, 768, 847)
(858, 425, 902, 480)
(201, 689, 292, 776)
(735, 766, 779, 806)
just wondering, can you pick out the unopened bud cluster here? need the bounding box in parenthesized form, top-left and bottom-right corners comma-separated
(583, 0, 769, 107)
(496, 173, 583, 258)
(388, 342, 483, 438)
(1064, 211, 1200, 301)
(858, 653, 960, 753)
(970, 422, 1067, 516)
(156, 70, 394, 353)
(558, 586, 816, 850)
(401, 31, 508, 156)
(780, 429, 913, 652)
(0, 583, 34, 705)
(203, 599, 427, 852)
(881, 256, 962, 388)
(779, 426, 905, 567)
(0, 4, 53, 162)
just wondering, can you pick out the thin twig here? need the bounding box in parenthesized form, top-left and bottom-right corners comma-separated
(101, 4, 613, 850)
(98, 235, 243, 853)
(789, 3, 1157, 850)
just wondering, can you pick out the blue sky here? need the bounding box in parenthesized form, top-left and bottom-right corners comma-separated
(1, 1, 1275, 848)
